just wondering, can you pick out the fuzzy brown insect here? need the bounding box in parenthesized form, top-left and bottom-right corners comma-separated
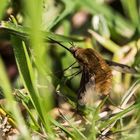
(51, 39, 136, 107)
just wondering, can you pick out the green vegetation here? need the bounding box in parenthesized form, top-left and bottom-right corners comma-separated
(0, 0, 139, 139)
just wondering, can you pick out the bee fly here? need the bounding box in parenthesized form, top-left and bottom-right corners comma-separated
(51, 39, 137, 107)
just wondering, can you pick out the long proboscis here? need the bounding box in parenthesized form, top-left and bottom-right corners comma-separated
(50, 38, 137, 74)
(49, 38, 72, 53)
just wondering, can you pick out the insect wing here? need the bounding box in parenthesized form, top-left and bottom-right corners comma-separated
(106, 60, 137, 74)
(78, 67, 98, 106)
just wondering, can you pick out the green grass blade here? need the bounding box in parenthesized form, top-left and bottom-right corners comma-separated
(0, 21, 84, 42)
(121, 0, 139, 26)
(22, 101, 40, 130)
(60, 113, 87, 140)
(11, 36, 45, 126)
(0, 58, 31, 139)
(89, 29, 120, 53)
(23, 1, 56, 138)
(0, 0, 8, 20)
(99, 103, 139, 130)
(51, 119, 77, 139)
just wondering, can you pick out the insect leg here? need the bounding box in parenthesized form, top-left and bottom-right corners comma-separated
(62, 70, 82, 84)
(54, 61, 79, 74)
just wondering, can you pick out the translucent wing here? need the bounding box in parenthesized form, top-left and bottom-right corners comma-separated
(105, 60, 137, 74)
(78, 67, 97, 106)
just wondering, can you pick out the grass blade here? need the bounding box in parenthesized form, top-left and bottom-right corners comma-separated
(0, 58, 30, 139)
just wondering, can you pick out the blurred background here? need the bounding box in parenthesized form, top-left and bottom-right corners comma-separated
(0, 0, 140, 139)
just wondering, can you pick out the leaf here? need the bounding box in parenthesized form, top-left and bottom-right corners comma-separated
(99, 104, 139, 130)
(0, 21, 84, 42)
(0, 0, 8, 20)
(11, 36, 45, 126)
(0, 58, 30, 139)
(121, 0, 139, 26)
